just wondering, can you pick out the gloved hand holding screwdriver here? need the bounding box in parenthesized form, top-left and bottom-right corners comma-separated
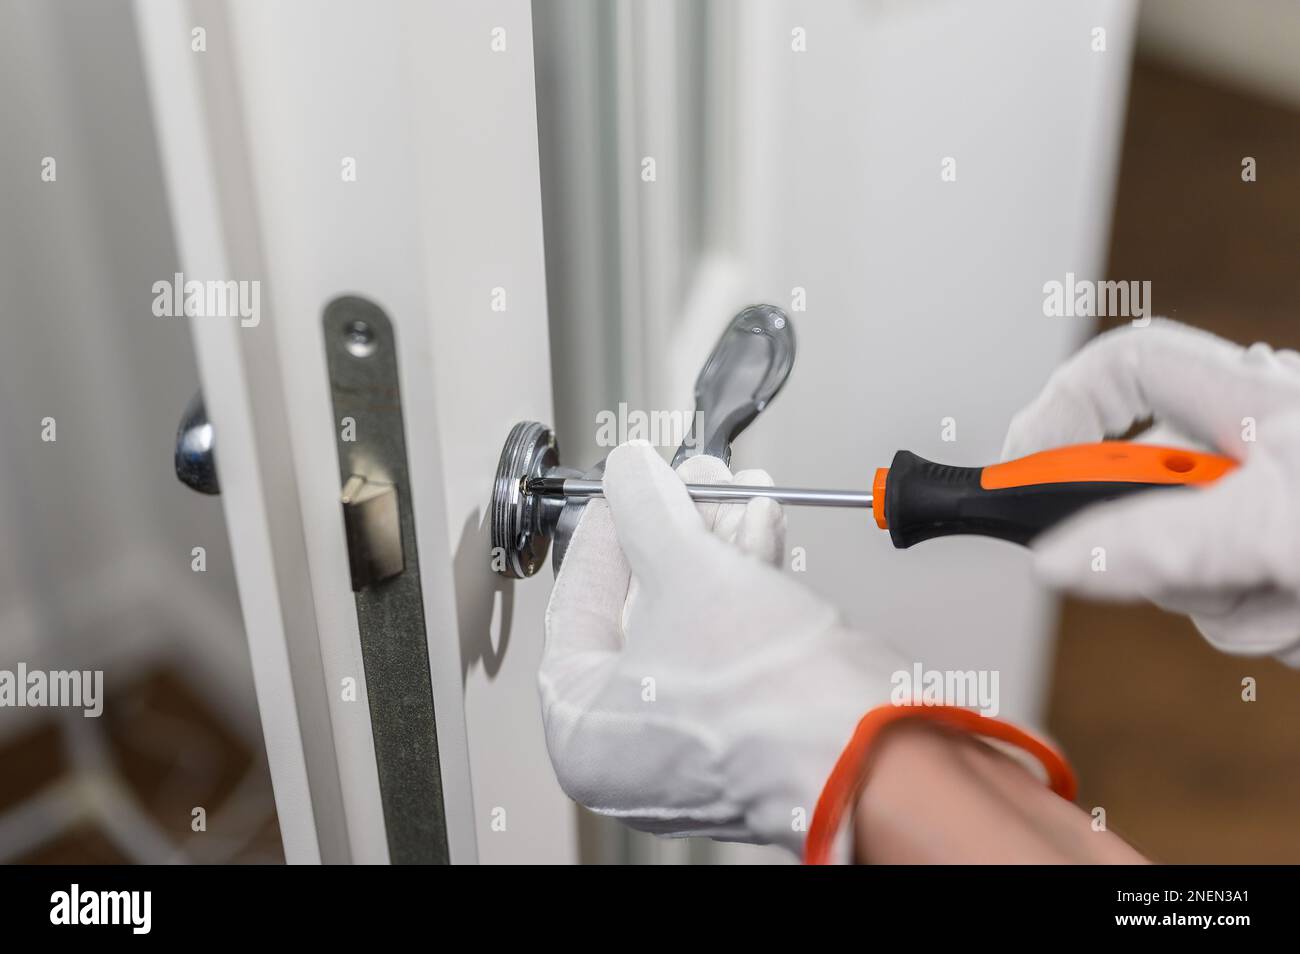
(1004, 319, 1300, 664)
(539, 318, 1300, 862)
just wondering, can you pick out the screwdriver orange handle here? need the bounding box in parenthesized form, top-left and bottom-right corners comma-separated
(872, 442, 1237, 549)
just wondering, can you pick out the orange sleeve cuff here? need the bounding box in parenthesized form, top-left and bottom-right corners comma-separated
(803, 704, 1078, 865)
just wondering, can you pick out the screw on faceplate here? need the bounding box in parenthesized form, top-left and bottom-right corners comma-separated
(343, 319, 377, 358)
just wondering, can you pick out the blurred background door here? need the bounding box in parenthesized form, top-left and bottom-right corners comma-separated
(0, 0, 280, 864)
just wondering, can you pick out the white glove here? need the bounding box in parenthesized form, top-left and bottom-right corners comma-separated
(1003, 318, 1300, 665)
(538, 443, 906, 854)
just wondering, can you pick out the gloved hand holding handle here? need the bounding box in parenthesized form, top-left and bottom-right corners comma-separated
(1003, 318, 1300, 664)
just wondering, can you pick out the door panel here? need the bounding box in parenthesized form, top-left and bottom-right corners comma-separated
(401, 1, 577, 865)
(137, 0, 575, 863)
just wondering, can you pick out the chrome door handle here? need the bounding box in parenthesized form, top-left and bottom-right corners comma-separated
(672, 303, 795, 467)
(490, 304, 795, 578)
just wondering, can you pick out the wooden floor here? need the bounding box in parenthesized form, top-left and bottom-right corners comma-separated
(1047, 58, 1300, 863)
(1, 668, 283, 864)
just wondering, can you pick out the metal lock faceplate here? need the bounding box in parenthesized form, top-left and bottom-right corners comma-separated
(323, 295, 448, 864)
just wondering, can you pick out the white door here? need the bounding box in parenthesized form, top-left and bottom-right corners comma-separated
(135, 0, 574, 863)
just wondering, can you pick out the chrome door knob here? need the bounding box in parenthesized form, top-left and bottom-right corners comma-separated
(174, 390, 220, 495)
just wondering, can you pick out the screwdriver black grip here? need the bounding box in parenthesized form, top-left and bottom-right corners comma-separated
(880, 448, 1227, 549)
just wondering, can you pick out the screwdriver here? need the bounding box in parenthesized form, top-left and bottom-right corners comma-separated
(526, 442, 1237, 548)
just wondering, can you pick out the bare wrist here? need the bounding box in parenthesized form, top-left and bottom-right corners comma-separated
(852, 719, 1147, 864)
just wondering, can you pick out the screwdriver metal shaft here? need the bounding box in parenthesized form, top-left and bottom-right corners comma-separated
(526, 476, 872, 509)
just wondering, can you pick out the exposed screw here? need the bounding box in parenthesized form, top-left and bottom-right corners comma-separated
(343, 319, 377, 357)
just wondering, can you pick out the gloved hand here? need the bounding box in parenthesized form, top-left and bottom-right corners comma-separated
(538, 443, 907, 854)
(1003, 318, 1300, 665)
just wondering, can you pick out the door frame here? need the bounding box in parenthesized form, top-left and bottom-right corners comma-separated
(135, 0, 566, 864)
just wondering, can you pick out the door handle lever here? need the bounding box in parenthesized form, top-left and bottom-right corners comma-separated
(672, 303, 795, 467)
